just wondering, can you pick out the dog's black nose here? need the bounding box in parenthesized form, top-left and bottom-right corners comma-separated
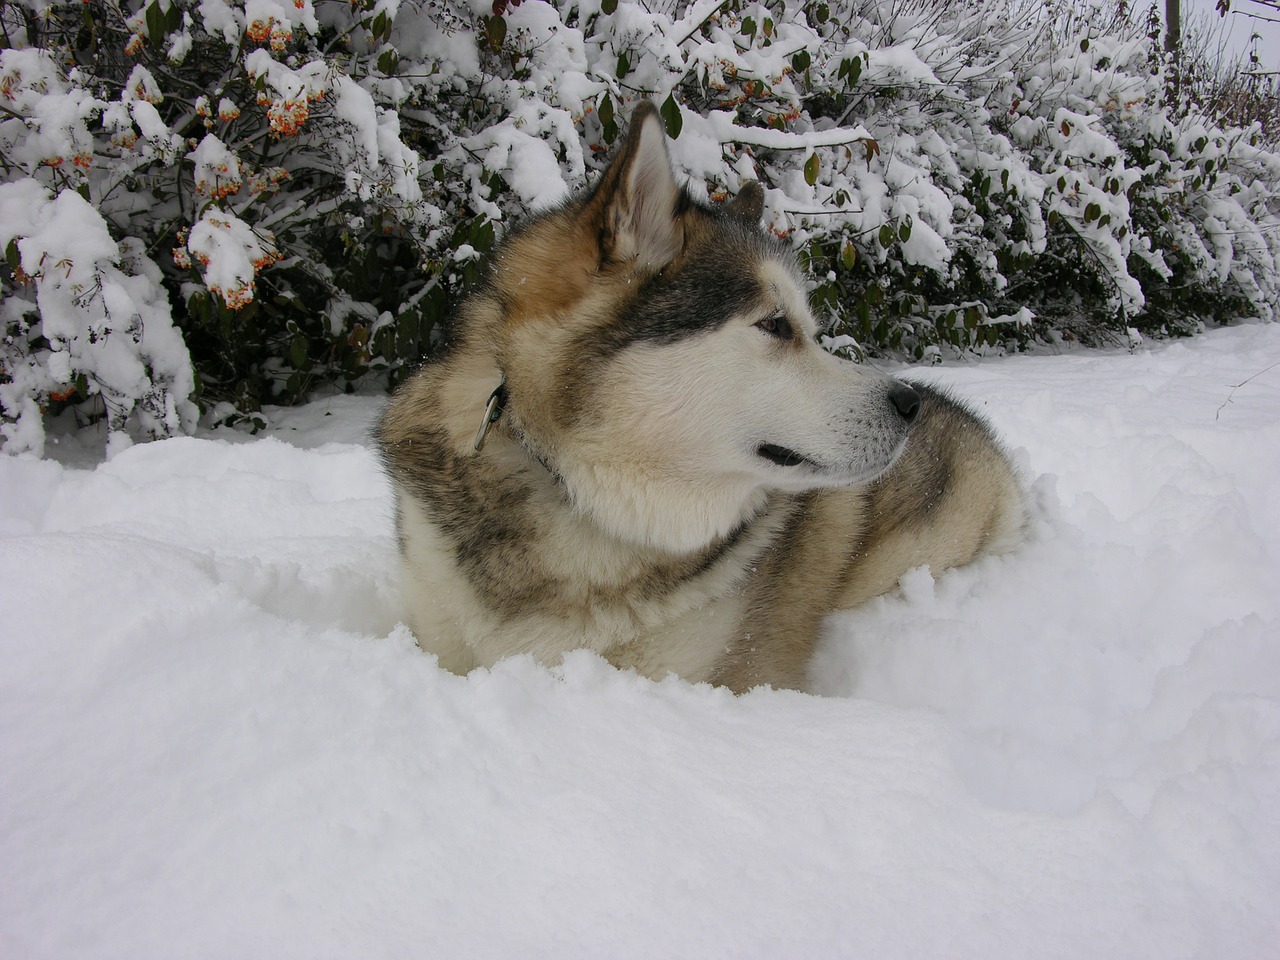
(888, 383, 920, 423)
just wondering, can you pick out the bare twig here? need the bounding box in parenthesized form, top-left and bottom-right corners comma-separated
(1215, 359, 1280, 419)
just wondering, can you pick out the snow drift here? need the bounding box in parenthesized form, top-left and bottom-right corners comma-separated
(3, 324, 1279, 957)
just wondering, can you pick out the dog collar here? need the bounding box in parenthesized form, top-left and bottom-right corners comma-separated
(472, 376, 508, 452)
(472, 375, 564, 488)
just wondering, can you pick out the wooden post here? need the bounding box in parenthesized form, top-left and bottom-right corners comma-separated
(1166, 0, 1181, 102)
(1165, 0, 1181, 53)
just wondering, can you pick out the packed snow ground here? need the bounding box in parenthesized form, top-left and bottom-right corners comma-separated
(3, 324, 1279, 958)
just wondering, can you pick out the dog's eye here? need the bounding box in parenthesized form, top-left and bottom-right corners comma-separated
(755, 315, 793, 341)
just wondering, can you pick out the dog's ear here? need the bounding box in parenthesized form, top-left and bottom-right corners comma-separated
(593, 101, 683, 272)
(725, 182, 764, 224)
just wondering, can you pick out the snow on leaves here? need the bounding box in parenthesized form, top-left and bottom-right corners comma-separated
(1, 0, 442, 450)
(0, 180, 196, 455)
(183, 208, 282, 311)
(2, 0, 1280, 454)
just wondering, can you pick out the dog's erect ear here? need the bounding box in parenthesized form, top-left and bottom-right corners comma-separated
(594, 101, 683, 272)
(725, 182, 765, 224)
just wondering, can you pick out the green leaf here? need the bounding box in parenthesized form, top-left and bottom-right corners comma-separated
(660, 94, 682, 139)
(1080, 37, 1090, 52)
(397, 319, 418, 359)
(841, 242, 856, 269)
(741, 16, 756, 36)
(5, 240, 20, 273)
(601, 0, 617, 13)
(898, 217, 912, 242)
(803, 152, 819, 186)
(1084, 202, 1101, 222)
(470, 218, 495, 253)
(791, 49, 810, 73)
(878, 224, 894, 248)
(484, 15, 505, 51)
(75, 20, 95, 54)
(186, 291, 208, 324)
(616, 52, 630, 78)
(373, 327, 394, 362)
(377, 50, 399, 74)
(145, 1, 163, 41)
(599, 94, 618, 144)
(290, 335, 308, 369)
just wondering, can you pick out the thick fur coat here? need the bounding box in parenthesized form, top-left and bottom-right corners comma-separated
(376, 103, 1025, 693)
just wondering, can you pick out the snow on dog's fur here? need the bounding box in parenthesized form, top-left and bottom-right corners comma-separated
(376, 103, 1025, 692)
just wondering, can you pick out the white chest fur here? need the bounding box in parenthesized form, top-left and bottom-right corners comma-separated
(396, 490, 757, 682)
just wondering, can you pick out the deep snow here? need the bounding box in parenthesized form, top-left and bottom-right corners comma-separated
(3, 324, 1279, 958)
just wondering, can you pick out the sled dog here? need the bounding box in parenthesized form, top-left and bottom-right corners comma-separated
(376, 103, 1025, 693)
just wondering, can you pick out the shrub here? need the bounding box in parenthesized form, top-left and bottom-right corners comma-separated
(2, 0, 1279, 454)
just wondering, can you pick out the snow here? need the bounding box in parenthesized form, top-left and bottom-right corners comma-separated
(189, 134, 244, 198)
(0, 182, 197, 455)
(8, 0, 1280, 457)
(185, 207, 281, 312)
(3, 324, 1280, 957)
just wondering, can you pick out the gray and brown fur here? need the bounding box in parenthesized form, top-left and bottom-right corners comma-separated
(377, 102, 1025, 693)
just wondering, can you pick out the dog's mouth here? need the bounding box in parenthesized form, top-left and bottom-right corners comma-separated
(756, 443, 817, 469)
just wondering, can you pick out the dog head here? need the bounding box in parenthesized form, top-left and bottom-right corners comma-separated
(480, 103, 918, 552)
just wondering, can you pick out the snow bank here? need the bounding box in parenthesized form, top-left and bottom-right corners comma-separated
(3, 327, 1279, 957)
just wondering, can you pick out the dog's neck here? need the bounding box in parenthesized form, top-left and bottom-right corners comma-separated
(562, 462, 773, 554)
(475, 381, 768, 556)
(471, 375, 507, 452)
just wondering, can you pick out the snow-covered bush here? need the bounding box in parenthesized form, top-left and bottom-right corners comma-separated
(1, 178, 196, 455)
(2, 0, 1279, 453)
(2, 0, 438, 448)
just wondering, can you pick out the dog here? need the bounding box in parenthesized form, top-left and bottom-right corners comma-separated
(376, 102, 1025, 693)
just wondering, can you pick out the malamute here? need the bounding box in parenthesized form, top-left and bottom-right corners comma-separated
(376, 103, 1025, 693)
